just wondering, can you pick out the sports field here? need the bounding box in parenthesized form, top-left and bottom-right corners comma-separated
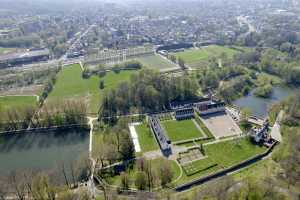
(47, 64, 137, 112)
(135, 123, 159, 152)
(0, 95, 37, 112)
(174, 45, 249, 68)
(177, 137, 266, 184)
(135, 54, 179, 71)
(162, 119, 204, 142)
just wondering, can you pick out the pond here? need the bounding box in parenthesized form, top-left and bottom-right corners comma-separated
(233, 86, 299, 118)
(0, 129, 89, 176)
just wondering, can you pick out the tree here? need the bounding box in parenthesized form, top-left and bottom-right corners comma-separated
(280, 134, 300, 189)
(158, 159, 174, 187)
(31, 174, 56, 200)
(135, 171, 147, 190)
(8, 171, 26, 200)
(120, 172, 129, 190)
(120, 132, 135, 161)
(99, 80, 105, 90)
(169, 54, 177, 63)
(178, 57, 186, 69)
(240, 108, 252, 123)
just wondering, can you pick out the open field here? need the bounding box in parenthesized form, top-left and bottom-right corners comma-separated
(47, 64, 137, 113)
(177, 137, 266, 184)
(135, 54, 179, 71)
(162, 119, 204, 142)
(201, 112, 242, 139)
(173, 45, 250, 68)
(0, 95, 37, 112)
(104, 158, 181, 188)
(135, 123, 159, 152)
(0, 47, 15, 55)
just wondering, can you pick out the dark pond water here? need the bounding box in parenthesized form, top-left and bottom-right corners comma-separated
(0, 129, 89, 176)
(233, 86, 299, 118)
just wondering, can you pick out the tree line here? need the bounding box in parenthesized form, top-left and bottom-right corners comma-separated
(0, 155, 91, 200)
(0, 100, 88, 132)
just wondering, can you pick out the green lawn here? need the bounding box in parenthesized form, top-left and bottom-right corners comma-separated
(162, 119, 204, 142)
(135, 123, 158, 152)
(135, 54, 178, 71)
(177, 137, 266, 184)
(47, 64, 137, 113)
(174, 45, 250, 68)
(0, 96, 37, 112)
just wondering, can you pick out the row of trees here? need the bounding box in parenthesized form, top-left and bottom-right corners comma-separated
(0, 100, 88, 132)
(99, 69, 199, 122)
(0, 156, 91, 200)
(39, 67, 61, 105)
(183, 176, 289, 200)
(167, 54, 186, 69)
(120, 158, 174, 191)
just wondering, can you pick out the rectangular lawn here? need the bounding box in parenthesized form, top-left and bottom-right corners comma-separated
(162, 119, 204, 142)
(135, 123, 158, 152)
(135, 54, 179, 71)
(47, 64, 137, 113)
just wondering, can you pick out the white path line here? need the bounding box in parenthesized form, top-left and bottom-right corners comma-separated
(79, 61, 84, 71)
(88, 117, 98, 155)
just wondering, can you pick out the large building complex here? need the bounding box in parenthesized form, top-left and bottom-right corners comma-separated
(0, 49, 50, 68)
(170, 98, 225, 118)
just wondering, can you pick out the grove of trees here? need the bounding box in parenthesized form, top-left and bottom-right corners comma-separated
(99, 69, 199, 123)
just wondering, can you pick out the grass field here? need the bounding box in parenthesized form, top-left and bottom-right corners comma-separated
(177, 137, 266, 184)
(174, 45, 250, 68)
(0, 96, 37, 112)
(135, 123, 158, 152)
(47, 64, 137, 113)
(162, 119, 204, 142)
(0, 47, 15, 55)
(135, 54, 178, 71)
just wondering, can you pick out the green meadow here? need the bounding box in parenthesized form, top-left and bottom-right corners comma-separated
(47, 64, 137, 113)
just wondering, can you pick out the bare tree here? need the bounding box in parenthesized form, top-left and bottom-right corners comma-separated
(8, 171, 26, 200)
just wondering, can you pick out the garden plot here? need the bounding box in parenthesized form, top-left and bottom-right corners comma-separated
(178, 147, 206, 165)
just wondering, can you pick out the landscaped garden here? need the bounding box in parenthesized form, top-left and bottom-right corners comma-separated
(177, 137, 267, 184)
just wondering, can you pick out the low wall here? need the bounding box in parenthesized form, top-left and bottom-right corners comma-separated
(0, 124, 89, 135)
(175, 142, 277, 192)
